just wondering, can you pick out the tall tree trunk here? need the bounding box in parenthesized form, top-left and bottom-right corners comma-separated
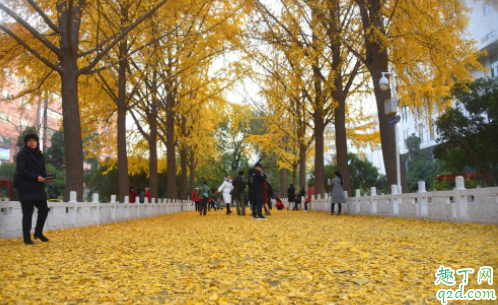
(334, 101, 351, 196)
(314, 117, 325, 196)
(357, 0, 408, 192)
(180, 145, 187, 200)
(368, 58, 405, 192)
(58, 2, 84, 201)
(292, 164, 297, 187)
(280, 168, 286, 198)
(189, 149, 196, 197)
(299, 143, 306, 190)
(59, 65, 84, 201)
(43, 98, 48, 153)
(328, 0, 352, 196)
(149, 105, 158, 199)
(166, 89, 177, 199)
(117, 36, 129, 203)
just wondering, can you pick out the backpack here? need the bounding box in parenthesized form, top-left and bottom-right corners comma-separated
(200, 185, 209, 199)
(248, 173, 255, 185)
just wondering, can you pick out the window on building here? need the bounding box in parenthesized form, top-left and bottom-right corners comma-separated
(0, 112, 12, 124)
(47, 109, 62, 120)
(19, 119, 30, 129)
(20, 98, 31, 110)
(488, 31, 496, 40)
(403, 129, 410, 148)
(430, 124, 436, 141)
(491, 54, 498, 78)
(401, 106, 410, 122)
(0, 147, 10, 161)
(485, 2, 492, 15)
(0, 136, 11, 148)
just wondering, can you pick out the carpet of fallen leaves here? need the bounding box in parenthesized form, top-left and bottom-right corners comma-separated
(0, 209, 497, 305)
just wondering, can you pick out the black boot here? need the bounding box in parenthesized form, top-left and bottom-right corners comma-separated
(226, 204, 232, 214)
(24, 235, 34, 245)
(34, 232, 49, 242)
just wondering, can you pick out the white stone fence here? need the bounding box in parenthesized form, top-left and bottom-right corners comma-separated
(0, 192, 195, 238)
(281, 176, 498, 225)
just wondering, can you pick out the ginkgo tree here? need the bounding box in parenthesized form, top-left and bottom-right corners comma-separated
(0, 0, 170, 200)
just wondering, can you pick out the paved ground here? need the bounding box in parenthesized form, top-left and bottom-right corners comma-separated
(0, 208, 497, 304)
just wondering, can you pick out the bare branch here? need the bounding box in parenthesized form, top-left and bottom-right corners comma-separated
(0, 3, 63, 58)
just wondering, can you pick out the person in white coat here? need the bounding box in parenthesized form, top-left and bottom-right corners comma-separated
(217, 175, 234, 215)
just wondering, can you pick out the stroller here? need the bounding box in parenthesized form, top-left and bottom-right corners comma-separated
(211, 197, 221, 210)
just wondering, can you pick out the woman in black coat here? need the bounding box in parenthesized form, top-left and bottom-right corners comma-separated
(287, 184, 295, 210)
(16, 134, 50, 245)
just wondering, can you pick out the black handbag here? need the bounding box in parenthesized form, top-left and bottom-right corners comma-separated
(230, 187, 238, 196)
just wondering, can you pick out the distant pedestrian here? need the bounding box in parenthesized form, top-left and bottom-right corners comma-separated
(129, 187, 137, 203)
(247, 163, 268, 220)
(304, 184, 314, 212)
(263, 180, 271, 216)
(192, 188, 199, 211)
(217, 175, 234, 215)
(232, 170, 247, 216)
(294, 187, 306, 210)
(198, 181, 211, 216)
(16, 133, 50, 245)
(287, 184, 295, 210)
(138, 189, 145, 203)
(145, 187, 150, 202)
(330, 171, 345, 216)
(275, 198, 285, 210)
(267, 182, 274, 210)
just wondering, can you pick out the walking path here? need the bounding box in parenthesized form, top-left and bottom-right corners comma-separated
(0, 209, 496, 304)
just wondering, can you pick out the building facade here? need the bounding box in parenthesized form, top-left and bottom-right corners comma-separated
(0, 70, 62, 165)
(398, 0, 497, 155)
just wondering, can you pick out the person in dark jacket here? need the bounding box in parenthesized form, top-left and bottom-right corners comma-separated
(287, 184, 295, 210)
(232, 170, 247, 216)
(247, 163, 268, 220)
(138, 189, 145, 203)
(294, 187, 306, 210)
(267, 182, 274, 210)
(16, 134, 50, 245)
(129, 187, 137, 203)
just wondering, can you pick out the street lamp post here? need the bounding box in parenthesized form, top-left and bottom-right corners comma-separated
(379, 70, 402, 193)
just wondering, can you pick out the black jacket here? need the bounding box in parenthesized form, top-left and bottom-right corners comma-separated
(232, 175, 246, 192)
(16, 146, 47, 202)
(267, 182, 274, 200)
(287, 186, 295, 202)
(247, 168, 267, 194)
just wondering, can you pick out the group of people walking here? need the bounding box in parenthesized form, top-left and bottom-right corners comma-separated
(128, 187, 150, 203)
(191, 164, 276, 219)
(190, 163, 346, 219)
(15, 132, 346, 245)
(286, 171, 345, 216)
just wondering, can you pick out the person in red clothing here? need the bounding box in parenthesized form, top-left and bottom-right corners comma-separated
(145, 187, 150, 202)
(129, 187, 137, 203)
(192, 188, 199, 211)
(304, 184, 314, 212)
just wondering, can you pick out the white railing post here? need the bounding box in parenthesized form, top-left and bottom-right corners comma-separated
(391, 185, 399, 216)
(454, 176, 468, 221)
(110, 195, 116, 222)
(355, 189, 361, 214)
(69, 191, 78, 227)
(124, 196, 130, 221)
(370, 187, 377, 214)
(92, 193, 100, 225)
(417, 181, 428, 217)
(343, 191, 348, 214)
